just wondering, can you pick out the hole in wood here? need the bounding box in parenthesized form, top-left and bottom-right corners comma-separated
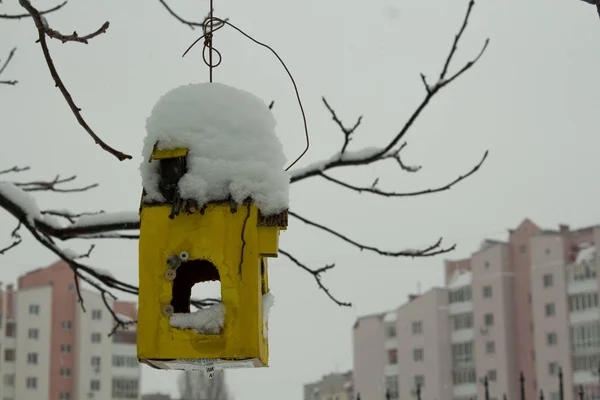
(170, 259, 220, 314)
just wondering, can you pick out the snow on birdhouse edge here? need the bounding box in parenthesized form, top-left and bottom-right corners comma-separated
(139, 82, 290, 216)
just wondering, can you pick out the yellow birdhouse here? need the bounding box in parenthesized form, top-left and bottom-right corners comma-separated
(137, 83, 290, 371)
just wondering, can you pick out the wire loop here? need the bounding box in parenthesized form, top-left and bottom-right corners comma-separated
(182, 16, 310, 172)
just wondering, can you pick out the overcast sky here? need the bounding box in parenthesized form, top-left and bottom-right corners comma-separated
(1, 0, 599, 399)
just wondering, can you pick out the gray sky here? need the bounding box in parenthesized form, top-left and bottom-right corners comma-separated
(1, 0, 599, 399)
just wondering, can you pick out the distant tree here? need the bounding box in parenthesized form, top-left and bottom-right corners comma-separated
(178, 369, 230, 400)
(0, 0, 489, 328)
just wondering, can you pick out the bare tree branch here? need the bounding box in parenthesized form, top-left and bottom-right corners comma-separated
(17, 0, 131, 161)
(289, 211, 455, 258)
(0, 47, 17, 85)
(319, 150, 488, 198)
(279, 248, 350, 307)
(0, 1, 67, 20)
(0, 166, 30, 175)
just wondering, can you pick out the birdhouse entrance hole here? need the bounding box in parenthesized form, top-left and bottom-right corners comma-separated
(171, 259, 221, 314)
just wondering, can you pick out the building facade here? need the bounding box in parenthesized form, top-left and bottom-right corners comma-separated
(0, 260, 140, 400)
(353, 219, 600, 400)
(304, 371, 353, 400)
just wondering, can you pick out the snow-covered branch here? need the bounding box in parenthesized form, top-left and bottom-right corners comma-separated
(290, 0, 488, 186)
(17, 0, 130, 161)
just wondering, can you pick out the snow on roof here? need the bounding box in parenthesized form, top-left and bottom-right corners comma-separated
(447, 269, 472, 289)
(140, 83, 290, 216)
(383, 310, 397, 322)
(576, 243, 596, 264)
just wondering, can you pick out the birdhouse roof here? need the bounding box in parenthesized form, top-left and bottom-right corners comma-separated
(140, 83, 290, 216)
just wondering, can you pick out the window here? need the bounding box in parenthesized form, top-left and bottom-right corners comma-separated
(386, 324, 396, 338)
(449, 287, 472, 304)
(543, 274, 554, 288)
(568, 292, 599, 312)
(28, 305, 40, 315)
(451, 313, 473, 331)
(91, 332, 102, 343)
(60, 368, 71, 377)
(112, 331, 136, 345)
(60, 344, 72, 353)
(4, 349, 15, 362)
(27, 353, 38, 365)
(548, 362, 559, 375)
(488, 370, 497, 382)
(484, 313, 494, 327)
(520, 244, 527, 254)
(571, 323, 600, 351)
(452, 369, 476, 385)
(112, 355, 138, 368)
(26, 376, 37, 389)
(59, 392, 71, 400)
(61, 321, 72, 330)
(5, 322, 15, 337)
(91, 310, 102, 320)
(485, 261, 490, 268)
(483, 286, 492, 298)
(3, 374, 15, 387)
(28, 328, 38, 339)
(385, 376, 399, 400)
(91, 380, 101, 391)
(413, 348, 424, 362)
(545, 303, 556, 317)
(412, 321, 423, 335)
(486, 341, 495, 354)
(452, 342, 474, 366)
(414, 375, 425, 389)
(68, 283, 74, 292)
(572, 354, 600, 371)
(112, 378, 139, 399)
(547, 332, 558, 346)
(387, 349, 398, 365)
(91, 356, 101, 367)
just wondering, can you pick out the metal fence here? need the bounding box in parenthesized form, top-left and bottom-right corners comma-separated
(355, 368, 600, 400)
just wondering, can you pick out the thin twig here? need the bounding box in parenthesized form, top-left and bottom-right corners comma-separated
(0, 47, 17, 85)
(157, 0, 204, 29)
(0, 1, 67, 19)
(322, 97, 363, 154)
(0, 166, 30, 175)
(279, 248, 350, 307)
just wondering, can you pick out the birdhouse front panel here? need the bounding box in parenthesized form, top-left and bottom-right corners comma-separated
(137, 201, 284, 370)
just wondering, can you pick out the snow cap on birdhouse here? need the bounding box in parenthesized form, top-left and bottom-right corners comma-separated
(140, 82, 290, 215)
(136, 82, 288, 371)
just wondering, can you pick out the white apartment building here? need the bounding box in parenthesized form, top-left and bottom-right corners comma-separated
(0, 260, 140, 400)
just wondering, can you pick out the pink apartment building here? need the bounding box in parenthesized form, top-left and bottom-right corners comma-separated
(353, 219, 600, 400)
(0, 260, 140, 400)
